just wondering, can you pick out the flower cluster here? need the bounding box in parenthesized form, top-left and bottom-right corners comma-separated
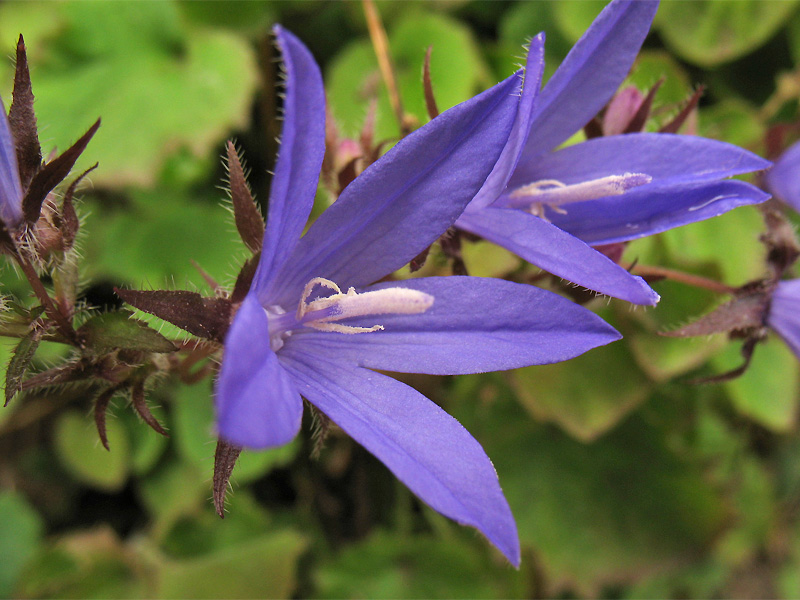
(0, 0, 785, 570)
(212, 1, 770, 564)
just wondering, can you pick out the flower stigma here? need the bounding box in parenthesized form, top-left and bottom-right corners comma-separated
(266, 277, 434, 349)
(505, 172, 652, 218)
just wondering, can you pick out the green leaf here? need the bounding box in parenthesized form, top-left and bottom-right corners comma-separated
(137, 458, 207, 532)
(510, 342, 653, 441)
(160, 492, 272, 559)
(461, 240, 520, 279)
(315, 530, 525, 599)
(0, 491, 44, 597)
(157, 529, 307, 599)
(699, 98, 765, 149)
(172, 381, 299, 483)
(78, 310, 176, 353)
(54, 411, 130, 492)
(118, 404, 169, 476)
(626, 50, 693, 109)
(327, 11, 489, 141)
(552, 1, 610, 43)
(5, 327, 43, 406)
(498, 0, 574, 80)
(713, 336, 799, 432)
(655, 0, 800, 67)
(452, 388, 727, 595)
(82, 188, 246, 295)
(658, 206, 766, 286)
(0, 0, 257, 187)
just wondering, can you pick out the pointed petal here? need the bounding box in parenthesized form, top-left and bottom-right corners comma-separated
(284, 275, 621, 375)
(255, 26, 326, 300)
(0, 99, 24, 228)
(766, 140, 800, 212)
(468, 33, 545, 210)
(509, 132, 771, 191)
(520, 0, 659, 159)
(216, 294, 303, 448)
(768, 279, 800, 360)
(279, 349, 520, 565)
(457, 207, 658, 305)
(271, 71, 523, 306)
(548, 179, 770, 245)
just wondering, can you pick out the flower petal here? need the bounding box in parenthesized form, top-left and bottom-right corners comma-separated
(468, 33, 545, 210)
(509, 132, 771, 192)
(547, 179, 770, 245)
(457, 206, 659, 305)
(768, 279, 800, 360)
(255, 26, 327, 301)
(520, 0, 658, 160)
(271, 70, 523, 307)
(0, 98, 23, 229)
(283, 275, 621, 375)
(279, 348, 520, 565)
(216, 293, 303, 448)
(765, 139, 800, 212)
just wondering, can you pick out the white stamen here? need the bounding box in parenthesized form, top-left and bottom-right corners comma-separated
(297, 277, 434, 334)
(508, 172, 652, 217)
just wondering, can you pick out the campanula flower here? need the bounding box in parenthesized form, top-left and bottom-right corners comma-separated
(767, 280, 800, 360)
(765, 138, 800, 213)
(457, 0, 770, 306)
(0, 98, 24, 230)
(216, 27, 622, 565)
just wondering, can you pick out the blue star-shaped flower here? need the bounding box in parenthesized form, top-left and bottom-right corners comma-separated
(457, 0, 770, 306)
(216, 26, 623, 565)
(768, 280, 800, 360)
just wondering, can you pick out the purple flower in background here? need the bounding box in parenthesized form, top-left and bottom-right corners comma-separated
(768, 280, 800, 360)
(457, 0, 770, 306)
(0, 98, 24, 229)
(765, 138, 800, 212)
(216, 26, 622, 565)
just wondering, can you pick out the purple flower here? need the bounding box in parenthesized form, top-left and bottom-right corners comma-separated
(768, 280, 800, 360)
(765, 139, 800, 212)
(0, 98, 24, 229)
(216, 26, 623, 565)
(457, 0, 770, 306)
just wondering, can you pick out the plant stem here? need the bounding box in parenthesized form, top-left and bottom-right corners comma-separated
(14, 253, 78, 345)
(628, 263, 737, 295)
(363, 0, 410, 136)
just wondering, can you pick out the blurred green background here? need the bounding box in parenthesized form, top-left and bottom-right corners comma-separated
(1, 0, 800, 597)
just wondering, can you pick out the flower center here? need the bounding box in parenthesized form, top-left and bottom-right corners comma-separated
(504, 172, 652, 218)
(266, 277, 434, 350)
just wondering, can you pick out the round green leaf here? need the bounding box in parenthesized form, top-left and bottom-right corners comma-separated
(1, 0, 257, 187)
(510, 341, 653, 441)
(54, 410, 130, 492)
(655, 0, 800, 67)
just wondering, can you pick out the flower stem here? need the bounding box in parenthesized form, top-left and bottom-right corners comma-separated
(628, 263, 736, 295)
(363, 0, 410, 136)
(14, 253, 79, 345)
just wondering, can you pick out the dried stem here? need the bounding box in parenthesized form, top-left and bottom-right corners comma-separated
(628, 263, 736, 295)
(363, 0, 410, 136)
